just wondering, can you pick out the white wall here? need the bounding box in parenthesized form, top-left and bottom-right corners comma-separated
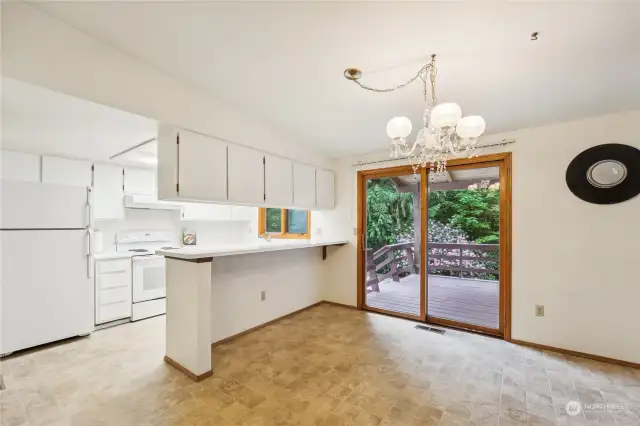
(325, 110, 640, 364)
(210, 248, 324, 343)
(94, 209, 181, 251)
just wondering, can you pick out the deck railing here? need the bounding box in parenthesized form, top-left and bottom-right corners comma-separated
(366, 242, 499, 292)
(427, 243, 499, 278)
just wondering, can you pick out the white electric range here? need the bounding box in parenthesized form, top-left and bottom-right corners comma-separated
(115, 230, 179, 321)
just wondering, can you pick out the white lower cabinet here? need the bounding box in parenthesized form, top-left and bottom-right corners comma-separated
(95, 259, 132, 325)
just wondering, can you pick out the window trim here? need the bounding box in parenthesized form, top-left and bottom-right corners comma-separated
(258, 208, 311, 239)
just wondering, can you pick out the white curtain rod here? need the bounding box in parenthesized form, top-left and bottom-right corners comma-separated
(351, 139, 515, 167)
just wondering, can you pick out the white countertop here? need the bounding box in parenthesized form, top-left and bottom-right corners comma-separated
(92, 252, 135, 260)
(155, 239, 350, 260)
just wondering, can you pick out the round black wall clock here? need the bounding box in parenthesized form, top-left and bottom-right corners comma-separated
(566, 143, 640, 205)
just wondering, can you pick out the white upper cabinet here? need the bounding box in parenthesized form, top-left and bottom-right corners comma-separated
(124, 167, 155, 195)
(155, 127, 229, 202)
(178, 130, 227, 202)
(156, 125, 335, 210)
(315, 169, 335, 209)
(42, 156, 92, 188)
(92, 163, 124, 220)
(1, 150, 40, 182)
(181, 202, 231, 221)
(293, 163, 316, 209)
(228, 145, 264, 205)
(264, 154, 293, 207)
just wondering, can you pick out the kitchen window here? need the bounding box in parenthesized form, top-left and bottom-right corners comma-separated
(258, 208, 310, 239)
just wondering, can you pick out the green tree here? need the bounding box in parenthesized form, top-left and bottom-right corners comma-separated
(366, 178, 414, 251)
(428, 188, 499, 243)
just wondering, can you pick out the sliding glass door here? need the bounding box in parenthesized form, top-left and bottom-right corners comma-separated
(361, 167, 425, 320)
(425, 163, 503, 335)
(358, 154, 511, 338)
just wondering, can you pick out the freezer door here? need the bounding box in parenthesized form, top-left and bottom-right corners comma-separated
(1, 230, 93, 354)
(0, 181, 89, 229)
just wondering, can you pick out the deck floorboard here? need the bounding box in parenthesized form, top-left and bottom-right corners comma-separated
(366, 274, 499, 329)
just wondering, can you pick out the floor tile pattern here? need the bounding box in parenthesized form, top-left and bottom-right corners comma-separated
(1, 305, 639, 425)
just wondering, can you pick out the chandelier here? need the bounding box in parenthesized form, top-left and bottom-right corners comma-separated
(344, 54, 486, 173)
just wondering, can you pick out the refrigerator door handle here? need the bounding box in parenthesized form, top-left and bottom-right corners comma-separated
(86, 229, 93, 279)
(87, 255, 93, 279)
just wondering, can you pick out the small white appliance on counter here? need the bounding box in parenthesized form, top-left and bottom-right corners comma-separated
(1, 181, 93, 356)
(115, 230, 178, 321)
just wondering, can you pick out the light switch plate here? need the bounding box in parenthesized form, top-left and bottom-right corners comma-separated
(352, 227, 358, 235)
(535, 305, 545, 317)
(316, 227, 323, 236)
(261, 291, 266, 302)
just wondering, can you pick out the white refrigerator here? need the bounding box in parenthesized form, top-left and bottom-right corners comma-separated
(1, 181, 93, 355)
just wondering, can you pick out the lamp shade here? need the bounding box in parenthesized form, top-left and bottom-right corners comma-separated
(430, 102, 462, 128)
(386, 116, 412, 139)
(456, 115, 486, 138)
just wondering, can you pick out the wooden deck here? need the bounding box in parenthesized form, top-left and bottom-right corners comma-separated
(366, 274, 499, 329)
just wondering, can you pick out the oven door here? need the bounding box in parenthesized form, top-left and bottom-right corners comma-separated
(132, 255, 166, 303)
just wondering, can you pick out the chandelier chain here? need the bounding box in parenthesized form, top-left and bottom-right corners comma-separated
(352, 54, 438, 102)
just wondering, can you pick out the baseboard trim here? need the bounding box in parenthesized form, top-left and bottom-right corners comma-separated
(322, 300, 358, 310)
(511, 339, 640, 369)
(211, 301, 324, 347)
(163, 356, 213, 382)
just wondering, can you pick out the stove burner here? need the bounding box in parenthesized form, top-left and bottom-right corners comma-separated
(128, 249, 149, 253)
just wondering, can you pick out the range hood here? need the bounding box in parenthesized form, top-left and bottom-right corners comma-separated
(124, 194, 182, 210)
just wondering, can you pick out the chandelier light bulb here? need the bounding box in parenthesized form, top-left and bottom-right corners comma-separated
(456, 115, 486, 139)
(430, 102, 462, 129)
(386, 116, 412, 139)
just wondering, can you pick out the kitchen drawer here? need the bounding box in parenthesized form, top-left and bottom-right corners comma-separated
(98, 286, 130, 306)
(96, 301, 131, 324)
(96, 259, 130, 274)
(97, 270, 131, 290)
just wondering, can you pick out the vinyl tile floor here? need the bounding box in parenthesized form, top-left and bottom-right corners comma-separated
(1, 304, 639, 426)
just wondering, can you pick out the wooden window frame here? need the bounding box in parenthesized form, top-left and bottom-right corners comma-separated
(258, 208, 311, 239)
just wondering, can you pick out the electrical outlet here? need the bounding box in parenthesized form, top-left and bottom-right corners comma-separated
(352, 227, 358, 235)
(261, 290, 266, 302)
(535, 305, 545, 317)
(316, 227, 323, 236)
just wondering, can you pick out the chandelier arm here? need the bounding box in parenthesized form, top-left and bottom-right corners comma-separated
(395, 138, 421, 157)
